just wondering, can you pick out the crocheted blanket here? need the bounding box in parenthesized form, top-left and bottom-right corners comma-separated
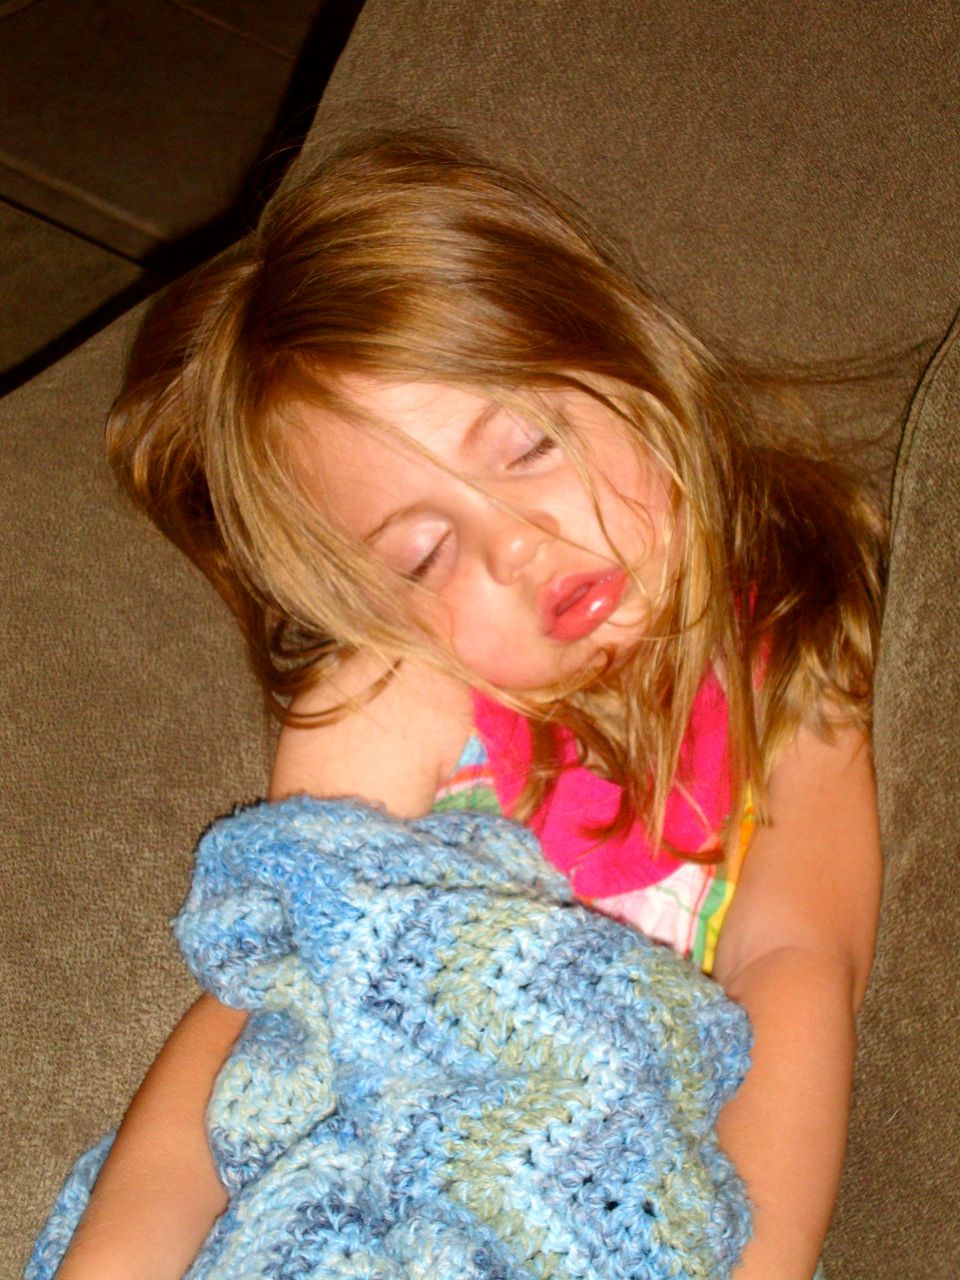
(28, 797, 752, 1279)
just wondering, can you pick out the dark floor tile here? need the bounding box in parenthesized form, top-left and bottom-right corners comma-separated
(168, 0, 321, 57)
(0, 201, 141, 378)
(0, 0, 43, 16)
(0, 0, 309, 259)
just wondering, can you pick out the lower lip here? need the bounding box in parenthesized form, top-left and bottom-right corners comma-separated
(544, 570, 629, 642)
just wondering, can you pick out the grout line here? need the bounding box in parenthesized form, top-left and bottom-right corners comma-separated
(0, 278, 158, 399)
(0, 149, 167, 241)
(0, 194, 148, 266)
(164, 0, 297, 60)
(0, 0, 41, 18)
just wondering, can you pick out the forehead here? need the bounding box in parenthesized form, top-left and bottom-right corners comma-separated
(289, 377, 492, 532)
(287, 373, 646, 537)
(298, 376, 498, 459)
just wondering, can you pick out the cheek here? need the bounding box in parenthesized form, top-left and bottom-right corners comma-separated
(418, 580, 538, 685)
(596, 450, 673, 557)
(407, 592, 455, 647)
(443, 580, 516, 654)
(408, 582, 506, 650)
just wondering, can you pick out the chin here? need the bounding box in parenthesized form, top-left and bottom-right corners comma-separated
(478, 656, 603, 696)
(457, 634, 617, 694)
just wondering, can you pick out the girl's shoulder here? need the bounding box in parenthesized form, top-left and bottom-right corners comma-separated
(270, 654, 474, 818)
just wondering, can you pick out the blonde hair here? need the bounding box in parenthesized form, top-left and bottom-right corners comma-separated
(106, 131, 884, 857)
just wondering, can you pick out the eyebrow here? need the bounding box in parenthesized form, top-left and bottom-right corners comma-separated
(459, 398, 500, 455)
(359, 398, 500, 543)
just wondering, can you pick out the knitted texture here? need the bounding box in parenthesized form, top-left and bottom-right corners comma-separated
(27, 797, 752, 1279)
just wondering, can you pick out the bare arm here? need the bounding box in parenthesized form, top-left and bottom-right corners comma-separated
(269, 655, 473, 814)
(55, 994, 247, 1280)
(713, 720, 882, 1278)
(55, 658, 472, 1279)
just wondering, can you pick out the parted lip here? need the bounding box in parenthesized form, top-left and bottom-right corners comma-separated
(538, 567, 629, 640)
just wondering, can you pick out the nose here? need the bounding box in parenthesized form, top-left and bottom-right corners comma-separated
(485, 504, 560, 585)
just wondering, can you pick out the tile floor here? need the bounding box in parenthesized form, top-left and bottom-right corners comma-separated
(0, 0, 363, 391)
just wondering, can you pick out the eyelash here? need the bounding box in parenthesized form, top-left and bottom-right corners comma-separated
(407, 435, 558, 581)
(407, 530, 451, 582)
(508, 434, 557, 470)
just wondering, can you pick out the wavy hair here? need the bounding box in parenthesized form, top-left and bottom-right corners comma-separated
(106, 132, 885, 857)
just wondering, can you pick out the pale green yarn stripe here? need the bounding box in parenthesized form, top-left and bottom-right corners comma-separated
(429, 901, 588, 1276)
(209, 956, 336, 1139)
(429, 906, 720, 1277)
(444, 1076, 585, 1279)
(431, 900, 721, 1273)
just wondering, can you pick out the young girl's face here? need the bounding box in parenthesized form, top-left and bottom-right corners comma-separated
(293, 378, 675, 691)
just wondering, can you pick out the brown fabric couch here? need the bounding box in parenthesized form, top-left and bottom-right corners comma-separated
(3, 2, 958, 1275)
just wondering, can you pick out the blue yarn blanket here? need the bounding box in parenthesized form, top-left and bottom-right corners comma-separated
(28, 797, 752, 1279)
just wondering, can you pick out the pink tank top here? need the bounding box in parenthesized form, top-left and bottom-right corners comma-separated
(471, 669, 732, 899)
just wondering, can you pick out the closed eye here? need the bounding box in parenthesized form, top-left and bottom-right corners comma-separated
(406, 530, 452, 582)
(508, 434, 557, 470)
